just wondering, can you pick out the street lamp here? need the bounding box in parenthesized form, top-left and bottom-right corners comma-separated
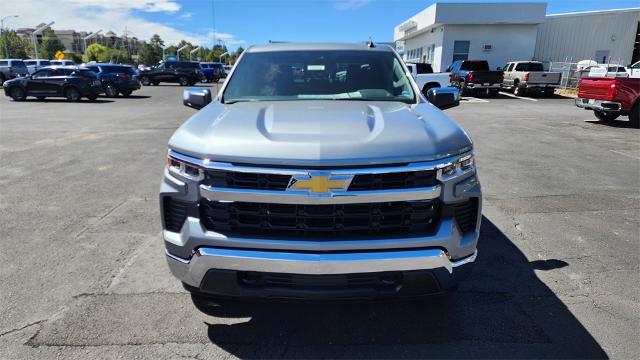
(159, 44, 167, 60)
(189, 46, 200, 61)
(33, 21, 54, 59)
(176, 45, 189, 60)
(1, 15, 19, 58)
(219, 51, 229, 63)
(83, 29, 102, 53)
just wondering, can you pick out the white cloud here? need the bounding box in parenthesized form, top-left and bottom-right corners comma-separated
(335, 0, 371, 11)
(0, 0, 243, 47)
(179, 12, 193, 19)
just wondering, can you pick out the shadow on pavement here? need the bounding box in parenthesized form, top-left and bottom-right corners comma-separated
(583, 119, 638, 128)
(195, 217, 606, 359)
(18, 98, 114, 104)
(109, 95, 152, 100)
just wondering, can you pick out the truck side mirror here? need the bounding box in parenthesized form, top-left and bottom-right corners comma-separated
(427, 87, 460, 110)
(183, 87, 212, 110)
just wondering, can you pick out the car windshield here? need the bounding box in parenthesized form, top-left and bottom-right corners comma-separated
(102, 65, 135, 74)
(223, 50, 415, 104)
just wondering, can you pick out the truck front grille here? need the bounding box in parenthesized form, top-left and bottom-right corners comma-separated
(202, 169, 438, 191)
(200, 200, 440, 239)
(163, 198, 190, 232)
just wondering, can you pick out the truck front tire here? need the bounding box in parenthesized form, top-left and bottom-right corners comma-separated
(629, 103, 639, 128)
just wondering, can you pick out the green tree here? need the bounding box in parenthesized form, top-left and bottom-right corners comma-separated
(138, 43, 162, 65)
(0, 29, 30, 59)
(149, 34, 164, 47)
(39, 29, 65, 59)
(84, 43, 107, 62)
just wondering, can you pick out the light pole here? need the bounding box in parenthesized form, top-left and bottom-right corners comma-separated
(176, 45, 189, 60)
(32, 21, 54, 59)
(1, 15, 19, 58)
(189, 46, 200, 61)
(83, 29, 102, 53)
(219, 51, 229, 63)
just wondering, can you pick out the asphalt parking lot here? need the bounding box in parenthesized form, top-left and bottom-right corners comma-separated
(0, 84, 638, 359)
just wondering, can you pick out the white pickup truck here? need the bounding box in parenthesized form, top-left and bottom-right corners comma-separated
(406, 62, 451, 97)
(501, 61, 561, 97)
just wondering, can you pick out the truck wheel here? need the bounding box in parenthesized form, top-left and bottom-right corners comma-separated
(120, 90, 132, 97)
(458, 82, 469, 97)
(9, 87, 26, 101)
(514, 85, 526, 96)
(179, 76, 189, 86)
(152, 81, 160, 86)
(140, 76, 150, 86)
(629, 103, 639, 128)
(488, 89, 499, 98)
(0, 74, 6, 85)
(594, 110, 619, 122)
(104, 84, 118, 98)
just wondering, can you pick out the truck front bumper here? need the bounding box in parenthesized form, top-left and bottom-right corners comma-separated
(575, 98, 622, 112)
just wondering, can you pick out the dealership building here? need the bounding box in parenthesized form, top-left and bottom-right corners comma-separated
(394, 2, 640, 72)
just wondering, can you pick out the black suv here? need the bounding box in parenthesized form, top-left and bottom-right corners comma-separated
(139, 61, 205, 86)
(85, 63, 141, 97)
(3, 66, 102, 101)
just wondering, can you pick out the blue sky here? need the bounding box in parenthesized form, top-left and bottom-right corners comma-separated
(2, 0, 639, 50)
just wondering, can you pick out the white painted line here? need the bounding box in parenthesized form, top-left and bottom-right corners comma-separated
(499, 91, 538, 102)
(461, 97, 489, 103)
(609, 150, 640, 160)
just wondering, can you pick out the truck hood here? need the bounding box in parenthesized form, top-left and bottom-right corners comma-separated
(169, 100, 472, 166)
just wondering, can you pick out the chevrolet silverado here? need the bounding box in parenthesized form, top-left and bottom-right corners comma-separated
(575, 76, 639, 127)
(160, 43, 481, 304)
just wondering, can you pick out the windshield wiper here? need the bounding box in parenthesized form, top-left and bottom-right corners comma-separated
(223, 99, 259, 104)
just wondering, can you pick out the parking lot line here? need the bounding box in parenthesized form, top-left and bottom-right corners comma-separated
(499, 91, 538, 101)
(462, 97, 489, 103)
(609, 149, 640, 160)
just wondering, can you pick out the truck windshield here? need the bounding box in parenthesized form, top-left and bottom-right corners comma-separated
(223, 50, 415, 104)
(460, 61, 489, 71)
(515, 63, 544, 71)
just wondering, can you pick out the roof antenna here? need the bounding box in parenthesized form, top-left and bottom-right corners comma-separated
(367, 37, 375, 48)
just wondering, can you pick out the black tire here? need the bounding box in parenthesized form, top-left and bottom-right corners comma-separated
(629, 102, 639, 128)
(104, 84, 118, 98)
(0, 74, 6, 85)
(178, 76, 189, 86)
(514, 84, 526, 96)
(120, 90, 132, 97)
(152, 81, 160, 86)
(594, 110, 619, 122)
(36, 96, 45, 100)
(9, 87, 26, 101)
(488, 89, 499, 98)
(87, 95, 98, 101)
(458, 81, 469, 97)
(64, 87, 81, 102)
(140, 76, 150, 86)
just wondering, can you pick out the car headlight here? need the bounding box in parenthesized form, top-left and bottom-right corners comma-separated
(438, 154, 474, 179)
(166, 151, 203, 180)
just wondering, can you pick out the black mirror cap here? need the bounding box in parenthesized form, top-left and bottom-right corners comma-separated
(183, 87, 212, 110)
(427, 87, 460, 110)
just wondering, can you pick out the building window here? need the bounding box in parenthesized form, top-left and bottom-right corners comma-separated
(453, 40, 470, 62)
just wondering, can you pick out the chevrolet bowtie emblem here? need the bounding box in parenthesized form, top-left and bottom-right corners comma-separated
(287, 173, 353, 194)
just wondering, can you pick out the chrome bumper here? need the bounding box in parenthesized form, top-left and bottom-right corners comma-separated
(575, 98, 622, 111)
(167, 247, 477, 288)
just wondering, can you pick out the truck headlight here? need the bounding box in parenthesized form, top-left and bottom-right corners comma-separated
(167, 152, 203, 180)
(438, 154, 475, 179)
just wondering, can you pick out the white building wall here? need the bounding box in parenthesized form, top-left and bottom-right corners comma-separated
(440, 24, 539, 71)
(403, 26, 444, 71)
(535, 10, 640, 64)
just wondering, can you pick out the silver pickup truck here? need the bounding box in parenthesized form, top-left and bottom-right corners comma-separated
(502, 61, 561, 96)
(161, 43, 481, 304)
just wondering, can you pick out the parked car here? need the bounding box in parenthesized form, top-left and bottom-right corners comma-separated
(138, 64, 150, 72)
(575, 76, 639, 128)
(583, 65, 629, 78)
(23, 59, 52, 74)
(224, 65, 232, 75)
(501, 61, 561, 97)
(84, 63, 141, 97)
(163, 43, 479, 304)
(405, 62, 451, 96)
(50, 60, 75, 66)
(138, 61, 205, 86)
(199, 62, 222, 83)
(0, 59, 29, 83)
(448, 60, 503, 97)
(2, 66, 102, 102)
